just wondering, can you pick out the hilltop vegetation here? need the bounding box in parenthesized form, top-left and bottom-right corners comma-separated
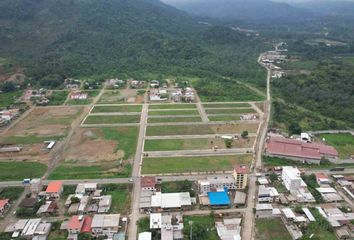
(0, 0, 267, 88)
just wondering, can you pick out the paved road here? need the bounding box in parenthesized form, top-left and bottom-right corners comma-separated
(128, 95, 149, 240)
(242, 54, 272, 240)
(144, 148, 253, 158)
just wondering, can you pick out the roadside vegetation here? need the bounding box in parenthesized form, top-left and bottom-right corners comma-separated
(0, 161, 47, 181)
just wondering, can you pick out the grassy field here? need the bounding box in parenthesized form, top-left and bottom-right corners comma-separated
(283, 59, 318, 71)
(84, 114, 140, 124)
(92, 105, 142, 113)
(142, 155, 252, 174)
(146, 124, 258, 136)
(148, 117, 201, 123)
(49, 164, 131, 179)
(98, 90, 124, 104)
(0, 91, 22, 109)
(149, 109, 199, 116)
(319, 133, 354, 159)
(300, 209, 337, 240)
(149, 104, 197, 109)
(0, 162, 47, 181)
(145, 137, 254, 151)
(203, 103, 251, 108)
(205, 108, 256, 114)
(0, 135, 65, 144)
(255, 218, 292, 240)
(101, 184, 131, 214)
(0, 187, 24, 201)
(102, 127, 139, 159)
(183, 216, 218, 240)
(47, 91, 68, 105)
(208, 115, 242, 122)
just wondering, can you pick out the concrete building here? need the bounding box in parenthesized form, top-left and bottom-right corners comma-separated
(258, 185, 279, 203)
(316, 187, 342, 202)
(315, 173, 329, 185)
(233, 165, 249, 189)
(75, 183, 97, 195)
(198, 176, 236, 195)
(281, 166, 303, 191)
(150, 213, 162, 229)
(215, 218, 242, 240)
(91, 214, 120, 237)
(30, 179, 42, 194)
(5, 218, 51, 239)
(139, 232, 152, 240)
(151, 192, 192, 211)
(98, 195, 112, 213)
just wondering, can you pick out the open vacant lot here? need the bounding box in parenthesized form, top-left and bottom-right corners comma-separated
(47, 91, 69, 105)
(0, 91, 22, 109)
(92, 105, 142, 113)
(98, 89, 144, 104)
(319, 133, 354, 159)
(144, 137, 255, 151)
(147, 116, 202, 123)
(0, 161, 47, 181)
(101, 184, 132, 214)
(255, 218, 292, 240)
(183, 215, 218, 240)
(205, 108, 256, 114)
(64, 127, 139, 162)
(208, 115, 243, 122)
(148, 109, 199, 116)
(149, 104, 197, 109)
(84, 114, 140, 124)
(203, 103, 251, 108)
(146, 123, 259, 136)
(142, 154, 252, 174)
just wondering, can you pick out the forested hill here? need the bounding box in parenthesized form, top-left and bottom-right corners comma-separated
(163, 0, 313, 21)
(0, 0, 267, 87)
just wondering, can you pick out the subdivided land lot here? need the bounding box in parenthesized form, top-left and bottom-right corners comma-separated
(91, 105, 142, 113)
(146, 123, 259, 136)
(142, 154, 252, 174)
(0, 161, 47, 181)
(149, 104, 197, 109)
(84, 114, 140, 124)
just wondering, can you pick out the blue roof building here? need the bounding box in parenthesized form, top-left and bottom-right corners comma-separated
(207, 188, 230, 206)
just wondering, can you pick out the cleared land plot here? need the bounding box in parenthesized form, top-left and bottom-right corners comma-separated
(147, 117, 201, 123)
(256, 218, 292, 240)
(92, 105, 142, 113)
(84, 114, 140, 124)
(0, 161, 47, 181)
(144, 137, 255, 151)
(47, 91, 69, 105)
(149, 109, 199, 116)
(319, 133, 354, 159)
(98, 89, 144, 104)
(64, 127, 138, 162)
(66, 90, 100, 105)
(203, 103, 251, 108)
(149, 104, 197, 110)
(0, 187, 24, 202)
(52, 127, 139, 179)
(146, 123, 259, 136)
(205, 108, 256, 114)
(142, 154, 252, 174)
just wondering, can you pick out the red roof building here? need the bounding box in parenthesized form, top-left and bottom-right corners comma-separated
(68, 216, 84, 234)
(81, 216, 93, 233)
(46, 181, 63, 198)
(265, 137, 338, 162)
(315, 173, 329, 185)
(141, 177, 156, 191)
(0, 199, 9, 216)
(234, 165, 249, 174)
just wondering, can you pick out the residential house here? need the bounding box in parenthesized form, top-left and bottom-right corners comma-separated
(98, 195, 112, 213)
(36, 201, 58, 216)
(45, 181, 63, 199)
(75, 183, 97, 195)
(91, 214, 120, 237)
(315, 173, 329, 185)
(215, 218, 242, 240)
(151, 192, 192, 211)
(141, 177, 156, 192)
(30, 179, 42, 195)
(258, 185, 279, 203)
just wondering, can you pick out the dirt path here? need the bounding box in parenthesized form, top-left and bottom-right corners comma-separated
(194, 88, 209, 123)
